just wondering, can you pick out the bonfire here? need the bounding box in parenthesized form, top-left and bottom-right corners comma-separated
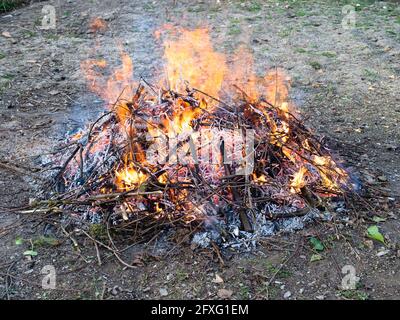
(32, 27, 351, 247)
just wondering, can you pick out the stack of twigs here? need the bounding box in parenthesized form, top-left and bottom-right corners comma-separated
(32, 81, 350, 236)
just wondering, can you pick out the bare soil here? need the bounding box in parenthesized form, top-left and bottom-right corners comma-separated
(0, 0, 399, 300)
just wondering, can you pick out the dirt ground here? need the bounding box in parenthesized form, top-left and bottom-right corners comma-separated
(0, 0, 399, 300)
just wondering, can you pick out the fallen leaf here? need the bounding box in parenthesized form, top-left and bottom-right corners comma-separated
(309, 237, 324, 251)
(376, 250, 390, 257)
(367, 225, 385, 244)
(2, 31, 11, 38)
(15, 237, 23, 245)
(310, 254, 323, 262)
(23, 250, 38, 257)
(212, 274, 224, 284)
(217, 288, 233, 299)
(372, 216, 386, 223)
(49, 90, 60, 96)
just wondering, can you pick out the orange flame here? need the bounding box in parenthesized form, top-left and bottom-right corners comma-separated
(290, 166, 308, 193)
(162, 98, 201, 134)
(265, 69, 291, 110)
(160, 27, 227, 103)
(81, 48, 136, 123)
(115, 166, 148, 191)
(227, 46, 260, 101)
(312, 155, 347, 191)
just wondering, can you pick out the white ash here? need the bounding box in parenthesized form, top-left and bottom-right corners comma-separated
(191, 206, 321, 251)
(192, 232, 213, 248)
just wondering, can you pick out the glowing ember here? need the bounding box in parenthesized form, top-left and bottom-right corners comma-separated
(115, 166, 148, 191)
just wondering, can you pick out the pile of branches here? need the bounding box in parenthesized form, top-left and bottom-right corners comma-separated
(32, 81, 351, 237)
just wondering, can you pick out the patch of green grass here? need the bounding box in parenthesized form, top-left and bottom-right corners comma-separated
(143, 3, 155, 11)
(278, 28, 292, 37)
(239, 284, 251, 299)
(89, 224, 107, 240)
(92, 276, 105, 300)
(237, 0, 262, 13)
(64, 32, 81, 39)
(228, 25, 241, 35)
(0, 52, 5, 60)
(175, 269, 189, 282)
(299, 48, 337, 60)
(0, 73, 12, 94)
(0, 0, 25, 12)
(338, 0, 375, 12)
(295, 8, 308, 17)
(23, 30, 37, 38)
(268, 286, 278, 298)
(244, 15, 262, 22)
(2, 73, 14, 80)
(188, 5, 205, 13)
(356, 19, 374, 29)
(363, 68, 378, 80)
(386, 29, 398, 37)
(34, 16, 41, 27)
(228, 18, 242, 36)
(209, 5, 221, 13)
(45, 34, 60, 41)
(0, 80, 9, 92)
(309, 61, 322, 70)
(320, 51, 337, 58)
(247, 1, 262, 12)
(256, 282, 278, 298)
(339, 290, 368, 300)
(265, 262, 292, 279)
(396, 16, 400, 24)
(33, 236, 59, 247)
(295, 47, 308, 54)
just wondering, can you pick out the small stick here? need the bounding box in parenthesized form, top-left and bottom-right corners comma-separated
(211, 241, 225, 267)
(81, 229, 137, 270)
(93, 240, 102, 266)
(54, 144, 80, 182)
(0, 161, 40, 178)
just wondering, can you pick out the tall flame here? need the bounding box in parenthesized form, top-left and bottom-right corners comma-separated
(160, 27, 227, 101)
(81, 47, 136, 123)
(227, 46, 260, 101)
(80, 25, 348, 200)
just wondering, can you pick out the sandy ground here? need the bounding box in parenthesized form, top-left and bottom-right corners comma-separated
(0, 0, 399, 300)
